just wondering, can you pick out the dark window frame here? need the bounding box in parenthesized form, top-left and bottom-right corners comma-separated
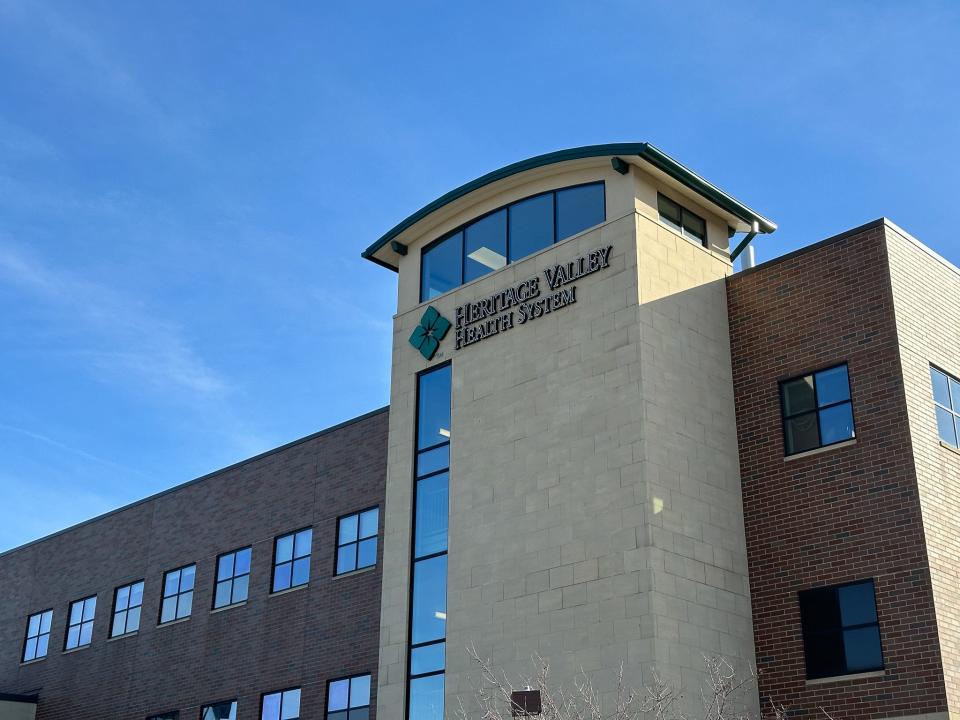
(779, 362, 856, 456)
(931, 364, 960, 448)
(110, 579, 145, 638)
(405, 362, 451, 720)
(198, 699, 237, 720)
(64, 594, 96, 650)
(271, 526, 313, 593)
(419, 181, 606, 302)
(146, 712, 180, 720)
(799, 579, 885, 680)
(657, 193, 707, 247)
(21, 608, 53, 663)
(325, 673, 372, 719)
(260, 686, 301, 720)
(335, 506, 380, 576)
(212, 546, 251, 609)
(158, 563, 196, 625)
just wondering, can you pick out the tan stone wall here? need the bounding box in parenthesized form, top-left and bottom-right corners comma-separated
(378, 188, 757, 716)
(886, 222, 960, 714)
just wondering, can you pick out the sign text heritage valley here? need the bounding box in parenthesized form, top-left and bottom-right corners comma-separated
(454, 244, 613, 350)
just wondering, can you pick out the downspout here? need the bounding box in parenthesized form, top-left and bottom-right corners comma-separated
(730, 220, 760, 268)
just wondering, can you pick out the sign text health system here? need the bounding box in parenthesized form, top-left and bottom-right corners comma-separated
(454, 245, 612, 350)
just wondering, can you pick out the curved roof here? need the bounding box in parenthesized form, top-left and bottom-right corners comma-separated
(362, 142, 776, 270)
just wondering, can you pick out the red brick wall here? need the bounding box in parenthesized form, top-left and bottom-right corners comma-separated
(0, 408, 388, 720)
(726, 222, 948, 716)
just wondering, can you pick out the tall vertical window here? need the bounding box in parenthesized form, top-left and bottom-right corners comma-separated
(159, 565, 195, 624)
(273, 528, 312, 592)
(201, 701, 237, 720)
(65, 596, 96, 650)
(407, 363, 451, 720)
(931, 366, 960, 448)
(22, 609, 52, 662)
(799, 580, 884, 679)
(327, 674, 370, 720)
(420, 182, 605, 301)
(780, 364, 855, 455)
(336, 508, 379, 575)
(261, 688, 300, 720)
(111, 580, 144, 637)
(214, 547, 251, 608)
(657, 193, 707, 246)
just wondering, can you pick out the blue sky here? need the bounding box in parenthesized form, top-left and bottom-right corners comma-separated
(1, 0, 959, 551)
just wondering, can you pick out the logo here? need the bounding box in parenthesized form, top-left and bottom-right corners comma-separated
(409, 306, 451, 360)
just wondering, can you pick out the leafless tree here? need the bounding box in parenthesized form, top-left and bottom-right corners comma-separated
(454, 644, 836, 720)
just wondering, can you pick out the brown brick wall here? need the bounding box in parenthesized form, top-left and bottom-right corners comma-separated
(0, 407, 388, 720)
(726, 222, 948, 717)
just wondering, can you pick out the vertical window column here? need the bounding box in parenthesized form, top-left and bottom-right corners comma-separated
(407, 363, 451, 720)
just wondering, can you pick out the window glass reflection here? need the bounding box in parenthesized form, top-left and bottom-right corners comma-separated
(556, 184, 605, 241)
(409, 674, 445, 720)
(419, 183, 605, 301)
(465, 209, 507, 282)
(421, 232, 463, 301)
(411, 555, 447, 645)
(415, 473, 448, 559)
(417, 365, 452, 450)
(509, 194, 554, 262)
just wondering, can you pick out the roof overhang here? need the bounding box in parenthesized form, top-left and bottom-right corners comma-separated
(362, 142, 776, 271)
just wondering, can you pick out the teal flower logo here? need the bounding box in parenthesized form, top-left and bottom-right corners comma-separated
(409, 306, 451, 360)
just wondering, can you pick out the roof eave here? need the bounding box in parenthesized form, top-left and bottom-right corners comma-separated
(363, 143, 776, 270)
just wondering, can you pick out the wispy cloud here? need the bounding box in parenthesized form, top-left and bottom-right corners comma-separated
(0, 422, 144, 477)
(0, 243, 228, 398)
(0, 0, 204, 155)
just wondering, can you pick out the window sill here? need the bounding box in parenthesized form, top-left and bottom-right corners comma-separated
(62, 644, 91, 655)
(784, 438, 856, 462)
(333, 565, 376, 581)
(805, 669, 884, 685)
(939, 440, 960, 456)
(157, 616, 191, 629)
(211, 601, 247, 614)
(19, 657, 46, 667)
(269, 583, 308, 598)
(107, 631, 138, 642)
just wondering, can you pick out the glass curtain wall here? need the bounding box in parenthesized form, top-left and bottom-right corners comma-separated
(407, 363, 451, 720)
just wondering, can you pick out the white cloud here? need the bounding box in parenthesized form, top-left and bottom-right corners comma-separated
(0, 243, 228, 398)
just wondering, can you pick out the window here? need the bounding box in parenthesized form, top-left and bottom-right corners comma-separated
(336, 508, 379, 574)
(22, 609, 52, 662)
(657, 193, 707, 246)
(111, 580, 144, 637)
(146, 712, 179, 720)
(780, 364, 855, 455)
(262, 688, 300, 720)
(273, 528, 312, 592)
(420, 182, 605, 301)
(406, 363, 451, 720)
(214, 547, 251, 608)
(200, 701, 237, 720)
(931, 366, 960, 447)
(65, 596, 96, 650)
(799, 580, 883, 679)
(159, 564, 195, 624)
(327, 674, 370, 720)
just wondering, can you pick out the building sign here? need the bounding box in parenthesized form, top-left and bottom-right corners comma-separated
(455, 244, 613, 350)
(409, 306, 451, 360)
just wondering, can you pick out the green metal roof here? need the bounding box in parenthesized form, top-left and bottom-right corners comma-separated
(362, 142, 776, 270)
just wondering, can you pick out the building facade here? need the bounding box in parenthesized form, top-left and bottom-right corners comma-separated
(1, 144, 958, 720)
